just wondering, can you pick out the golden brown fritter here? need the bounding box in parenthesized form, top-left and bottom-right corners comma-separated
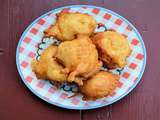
(31, 45, 67, 82)
(80, 71, 119, 100)
(44, 12, 97, 41)
(92, 31, 132, 69)
(56, 35, 102, 85)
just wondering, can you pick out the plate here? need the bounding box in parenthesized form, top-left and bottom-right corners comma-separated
(16, 5, 146, 110)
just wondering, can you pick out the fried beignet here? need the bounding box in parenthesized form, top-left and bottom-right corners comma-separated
(44, 12, 97, 41)
(92, 31, 131, 68)
(56, 35, 102, 85)
(80, 71, 119, 100)
(31, 45, 67, 82)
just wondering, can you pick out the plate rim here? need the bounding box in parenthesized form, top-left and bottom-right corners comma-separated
(16, 5, 147, 110)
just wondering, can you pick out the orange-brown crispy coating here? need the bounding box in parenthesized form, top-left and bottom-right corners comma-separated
(56, 35, 102, 85)
(80, 71, 119, 100)
(31, 45, 67, 82)
(44, 12, 97, 41)
(92, 31, 132, 69)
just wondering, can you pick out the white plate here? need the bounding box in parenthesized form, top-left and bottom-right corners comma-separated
(16, 5, 146, 110)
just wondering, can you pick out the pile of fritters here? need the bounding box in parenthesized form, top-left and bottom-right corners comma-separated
(31, 12, 131, 100)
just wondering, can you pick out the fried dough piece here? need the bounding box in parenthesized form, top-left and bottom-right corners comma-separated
(80, 71, 119, 100)
(92, 31, 132, 68)
(31, 45, 67, 82)
(44, 12, 97, 41)
(56, 35, 102, 85)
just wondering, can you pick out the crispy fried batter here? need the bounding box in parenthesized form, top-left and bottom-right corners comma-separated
(31, 45, 67, 82)
(80, 71, 119, 100)
(44, 12, 97, 41)
(92, 31, 132, 68)
(56, 35, 102, 85)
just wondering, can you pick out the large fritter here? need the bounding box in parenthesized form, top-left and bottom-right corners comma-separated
(80, 71, 119, 100)
(31, 45, 67, 82)
(92, 31, 131, 69)
(56, 35, 102, 85)
(44, 12, 97, 41)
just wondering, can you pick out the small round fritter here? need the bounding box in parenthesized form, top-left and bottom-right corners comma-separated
(56, 35, 102, 85)
(92, 31, 132, 69)
(44, 12, 97, 41)
(80, 71, 119, 100)
(31, 45, 67, 82)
